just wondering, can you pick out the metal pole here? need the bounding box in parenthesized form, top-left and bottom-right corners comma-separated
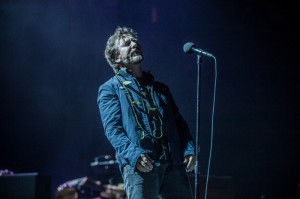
(194, 54, 202, 199)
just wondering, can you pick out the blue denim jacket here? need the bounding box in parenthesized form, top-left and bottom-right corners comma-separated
(97, 69, 195, 172)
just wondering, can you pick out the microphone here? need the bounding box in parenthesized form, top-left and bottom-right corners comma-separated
(183, 42, 214, 58)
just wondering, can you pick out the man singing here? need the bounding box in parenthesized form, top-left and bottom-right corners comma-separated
(97, 26, 196, 199)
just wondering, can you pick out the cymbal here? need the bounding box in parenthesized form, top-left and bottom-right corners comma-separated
(63, 176, 102, 190)
(91, 155, 118, 167)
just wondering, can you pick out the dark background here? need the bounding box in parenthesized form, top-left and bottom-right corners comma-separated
(1, 0, 299, 198)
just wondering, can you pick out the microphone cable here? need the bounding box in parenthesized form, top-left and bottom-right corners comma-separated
(202, 55, 217, 199)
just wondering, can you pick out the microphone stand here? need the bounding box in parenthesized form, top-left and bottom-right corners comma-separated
(194, 54, 202, 199)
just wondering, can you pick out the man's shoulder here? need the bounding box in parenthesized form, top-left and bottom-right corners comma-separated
(99, 76, 119, 90)
(97, 77, 120, 97)
(153, 80, 170, 93)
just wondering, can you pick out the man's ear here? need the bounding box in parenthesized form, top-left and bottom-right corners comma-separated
(115, 55, 121, 64)
(115, 55, 125, 68)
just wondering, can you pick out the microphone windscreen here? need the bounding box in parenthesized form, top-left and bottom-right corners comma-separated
(183, 42, 196, 54)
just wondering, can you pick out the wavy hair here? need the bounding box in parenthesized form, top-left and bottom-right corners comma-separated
(104, 26, 138, 73)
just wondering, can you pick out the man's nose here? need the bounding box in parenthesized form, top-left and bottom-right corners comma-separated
(131, 41, 137, 48)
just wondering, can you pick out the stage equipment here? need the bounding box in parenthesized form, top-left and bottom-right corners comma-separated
(90, 155, 117, 172)
(183, 42, 217, 199)
(58, 176, 102, 198)
(90, 154, 120, 185)
(0, 172, 51, 199)
(101, 184, 126, 199)
(187, 174, 235, 199)
(183, 42, 214, 58)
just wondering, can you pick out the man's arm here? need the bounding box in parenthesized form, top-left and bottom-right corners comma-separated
(166, 87, 195, 156)
(97, 82, 144, 168)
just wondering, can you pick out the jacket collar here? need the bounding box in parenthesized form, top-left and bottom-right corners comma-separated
(117, 68, 132, 79)
(117, 68, 154, 84)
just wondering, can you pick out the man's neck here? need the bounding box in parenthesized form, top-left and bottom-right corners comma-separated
(126, 64, 143, 78)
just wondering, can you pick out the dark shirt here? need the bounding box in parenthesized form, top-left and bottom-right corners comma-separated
(136, 76, 170, 161)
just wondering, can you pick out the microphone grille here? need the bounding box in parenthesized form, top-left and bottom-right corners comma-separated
(183, 42, 196, 54)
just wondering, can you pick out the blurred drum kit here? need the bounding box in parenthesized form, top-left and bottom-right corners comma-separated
(58, 155, 127, 199)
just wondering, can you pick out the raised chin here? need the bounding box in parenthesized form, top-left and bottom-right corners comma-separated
(131, 55, 144, 64)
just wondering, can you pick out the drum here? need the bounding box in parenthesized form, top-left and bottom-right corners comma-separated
(100, 184, 126, 199)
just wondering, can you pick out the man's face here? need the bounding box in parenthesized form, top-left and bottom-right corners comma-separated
(115, 34, 144, 66)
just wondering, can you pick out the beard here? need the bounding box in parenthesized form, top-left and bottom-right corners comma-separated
(130, 53, 144, 64)
(124, 50, 144, 65)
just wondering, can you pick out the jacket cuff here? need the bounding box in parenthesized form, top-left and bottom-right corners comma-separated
(183, 140, 196, 157)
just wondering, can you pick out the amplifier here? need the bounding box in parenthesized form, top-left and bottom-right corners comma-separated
(0, 172, 51, 199)
(188, 174, 235, 199)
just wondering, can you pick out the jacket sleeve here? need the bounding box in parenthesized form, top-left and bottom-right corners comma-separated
(167, 87, 196, 157)
(97, 82, 144, 168)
